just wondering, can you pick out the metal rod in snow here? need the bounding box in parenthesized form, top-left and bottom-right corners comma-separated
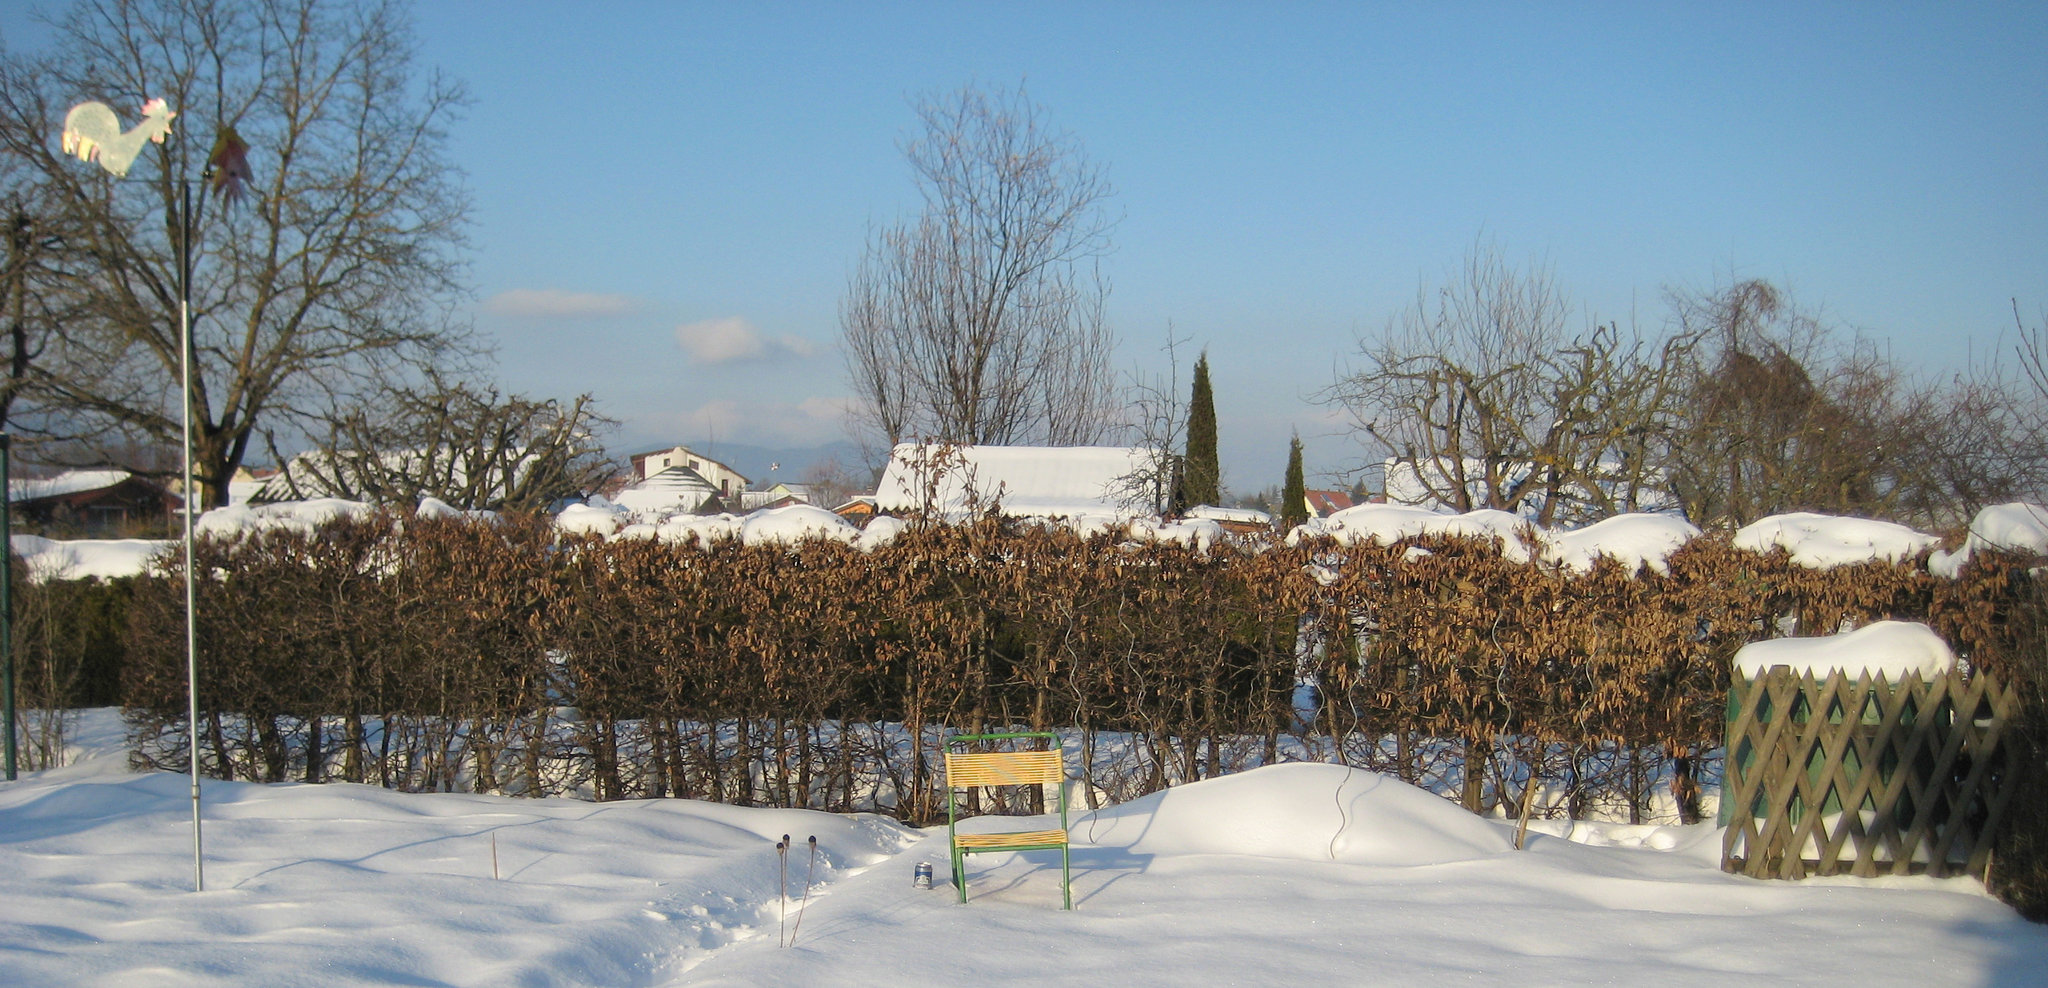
(180, 196, 203, 892)
(789, 836, 818, 947)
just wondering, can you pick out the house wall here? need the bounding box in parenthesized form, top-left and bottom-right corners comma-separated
(634, 446, 749, 498)
(15, 479, 176, 536)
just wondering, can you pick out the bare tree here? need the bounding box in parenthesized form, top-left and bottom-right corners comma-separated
(840, 83, 1118, 456)
(261, 371, 614, 513)
(0, 90, 108, 445)
(797, 453, 865, 511)
(1926, 300, 2048, 516)
(1326, 242, 1697, 525)
(1911, 365, 2045, 524)
(1119, 326, 1192, 514)
(1662, 280, 1974, 527)
(0, 185, 77, 436)
(0, 0, 472, 507)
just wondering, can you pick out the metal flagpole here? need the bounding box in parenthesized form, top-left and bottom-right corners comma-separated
(179, 178, 202, 893)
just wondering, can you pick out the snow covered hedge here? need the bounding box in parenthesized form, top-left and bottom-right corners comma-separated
(69, 503, 2043, 829)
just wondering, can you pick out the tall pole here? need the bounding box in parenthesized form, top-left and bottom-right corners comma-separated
(179, 179, 202, 893)
(60, 96, 205, 891)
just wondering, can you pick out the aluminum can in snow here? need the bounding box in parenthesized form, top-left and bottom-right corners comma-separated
(913, 861, 934, 889)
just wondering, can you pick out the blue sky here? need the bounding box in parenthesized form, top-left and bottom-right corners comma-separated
(18, 2, 2048, 493)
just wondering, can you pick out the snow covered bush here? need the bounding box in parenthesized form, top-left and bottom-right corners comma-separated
(72, 500, 2048, 851)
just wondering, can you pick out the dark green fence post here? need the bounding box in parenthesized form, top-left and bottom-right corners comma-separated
(3, 432, 15, 781)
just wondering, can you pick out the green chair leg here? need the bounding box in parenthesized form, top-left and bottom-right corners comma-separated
(1061, 842, 1072, 910)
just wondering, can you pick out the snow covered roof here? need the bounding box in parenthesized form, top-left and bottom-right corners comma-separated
(9, 469, 139, 503)
(610, 466, 720, 519)
(628, 444, 748, 487)
(873, 443, 1164, 519)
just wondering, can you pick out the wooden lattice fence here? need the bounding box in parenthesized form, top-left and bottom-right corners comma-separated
(1722, 666, 2020, 880)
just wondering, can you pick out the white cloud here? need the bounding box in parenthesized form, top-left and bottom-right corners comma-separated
(675, 318, 763, 364)
(482, 288, 636, 319)
(675, 317, 818, 365)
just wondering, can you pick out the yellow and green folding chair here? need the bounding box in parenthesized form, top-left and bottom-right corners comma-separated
(943, 730, 1072, 909)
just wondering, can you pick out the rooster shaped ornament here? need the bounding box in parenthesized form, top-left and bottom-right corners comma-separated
(61, 98, 176, 178)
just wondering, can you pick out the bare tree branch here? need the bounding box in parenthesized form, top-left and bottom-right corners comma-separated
(841, 82, 1118, 455)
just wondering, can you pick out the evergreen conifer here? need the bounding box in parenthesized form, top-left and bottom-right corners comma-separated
(1282, 433, 1309, 528)
(1181, 351, 1220, 509)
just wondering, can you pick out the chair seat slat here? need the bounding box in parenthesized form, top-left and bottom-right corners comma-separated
(953, 829, 1069, 849)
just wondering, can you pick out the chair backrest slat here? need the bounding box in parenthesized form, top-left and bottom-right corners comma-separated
(944, 749, 1063, 789)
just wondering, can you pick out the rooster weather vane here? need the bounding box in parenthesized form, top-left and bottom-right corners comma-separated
(61, 96, 251, 202)
(61, 97, 175, 178)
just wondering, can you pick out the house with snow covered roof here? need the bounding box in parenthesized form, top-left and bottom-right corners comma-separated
(610, 465, 727, 519)
(874, 443, 1166, 520)
(739, 482, 813, 513)
(628, 445, 749, 502)
(9, 469, 177, 535)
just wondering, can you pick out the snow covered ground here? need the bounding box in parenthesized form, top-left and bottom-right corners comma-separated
(4, 711, 2044, 986)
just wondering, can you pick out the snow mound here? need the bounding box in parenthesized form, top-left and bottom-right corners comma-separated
(1125, 515, 1222, 550)
(1546, 513, 1700, 575)
(1079, 762, 1512, 866)
(656, 512, 744, 548)
(1290, 504, 1540, 562)
(1187, 504, 1272, 528)
(1733, 512, 1939, 569)
(553, 502, 622, 537)
(413, 497, 496, 523)
(1930, 502, 2048, 577)
(10, 534, 168, 582)
(740, 504, 859, 545)
(1062, 512, 1129, 539)
(195, 498, 375, 537)
(1734, 620, 1958, 680)
(856, 514, 906, 551)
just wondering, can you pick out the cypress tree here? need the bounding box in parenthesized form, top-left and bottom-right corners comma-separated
(1281, 433, 1309, 529)
(1181, 351, 1220, 508)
